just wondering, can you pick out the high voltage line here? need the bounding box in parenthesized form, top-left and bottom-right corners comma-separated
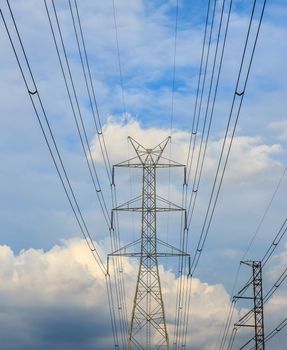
(218, 214, 287, 350)
(47, 0, 129, 346)
(248, 317, 287, 350)
(1, 0, 286, 349)
(0, 3, 107, 275)
(69, 1, 129, 345)
(214, 165, 286, 350)
(1, 1, 121, 347)
(174, 0, 268, 348)
(174, 0, 231, 343)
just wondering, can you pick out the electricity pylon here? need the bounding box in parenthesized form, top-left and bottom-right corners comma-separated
(235, 260, 265, 350)
(252, 261, 265, 350)
(110, 137, 189, 350)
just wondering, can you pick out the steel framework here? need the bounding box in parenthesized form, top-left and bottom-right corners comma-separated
(252, 261, 265, 350)
(235, 260, 265, 350)
(110, 137, 188, 350)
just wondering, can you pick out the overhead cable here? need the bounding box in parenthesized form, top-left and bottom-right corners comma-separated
(181, 0, 267, 348)
(247, 317, 287, 350)
(173, 0, 216, 347)
(69, 1, 129, 346)
(0, 1, 106, 275)
(1, 3, 122, 348)
(69, 0, 113, 182)
(217, 166, 287, 350)
(44, 0, 111, 228)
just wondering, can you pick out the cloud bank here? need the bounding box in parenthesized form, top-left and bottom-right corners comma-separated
(0, 239, 234, 350)
(1, 238, 287, 349)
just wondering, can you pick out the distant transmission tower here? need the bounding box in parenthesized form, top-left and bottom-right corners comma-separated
(235, 260, 265, 350)
(110, 137, 188, 350)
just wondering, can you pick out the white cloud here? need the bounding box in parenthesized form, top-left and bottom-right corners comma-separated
(0, 239, 237, 350)
(1, 236, 285, 349)
(1, 0, 287, 347)
(90, 118, 286, 264)
(220, 136, 282, 181)
(91, 117, 283, 182)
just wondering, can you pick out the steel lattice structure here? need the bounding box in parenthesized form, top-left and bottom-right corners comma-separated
(252, 261, 265, 350)
(235, 260, 265, 350)
(110, 137, 188, 350)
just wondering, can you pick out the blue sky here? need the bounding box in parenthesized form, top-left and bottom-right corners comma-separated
(0, 0, 287, 349)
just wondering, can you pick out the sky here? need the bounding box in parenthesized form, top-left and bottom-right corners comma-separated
(0, 0, 287, 349)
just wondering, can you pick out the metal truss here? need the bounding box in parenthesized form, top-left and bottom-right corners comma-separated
(235, 260, 265, 350)
(109, 137, 189, 350)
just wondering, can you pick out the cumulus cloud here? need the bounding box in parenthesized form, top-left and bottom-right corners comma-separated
(219, 136, 282, 181)
(90, 118, 286, 264)
(1, 0, 287, 348)
(0, 240, 110, 350)
(91, 117, 283, 182)
(0, 239, 238, 350)
(1, 237, 285, 349)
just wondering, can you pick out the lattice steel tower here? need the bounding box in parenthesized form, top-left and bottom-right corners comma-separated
(251, 261, 265, 350)
(110, 137, 188, 350)
(235, 260, 265, 350)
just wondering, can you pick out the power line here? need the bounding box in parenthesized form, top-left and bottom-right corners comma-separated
(3, 1, 283, 349)
(166, 0, 180, 241)
(223, 218, 287, 350)
(243, 166, 287, 260)
(185, 0, 217, 181)
(44, 0, 111, 228)
(248, 317, 287, 350)
(176, 0, 234, 345)
(188, 0, 267, 281)
(170, 0, 179, 134)
(1, 0, 106, 275)
(1, 4, 121, 349)
(189, 0, 264, 277)
(237, 215, 287, 304)
(44, 12, 130, 340)
(226, 263, 287, 350)
(68, 1, 129, 346)
(216, 166, 287, 350)
(69, 0, 113, 182)
(220, 214, 287, 350)
(109, 1, 135, 346)
(112, 0, 127, 118)
(185, 0, 233, 229)
(180, 0, 267, 347)
(173, 0, 217, 346)
(236, 216, 287, 301)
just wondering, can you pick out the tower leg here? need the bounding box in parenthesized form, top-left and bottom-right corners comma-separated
(127, 164, 169, 349)
(252, 261, 265, 350)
